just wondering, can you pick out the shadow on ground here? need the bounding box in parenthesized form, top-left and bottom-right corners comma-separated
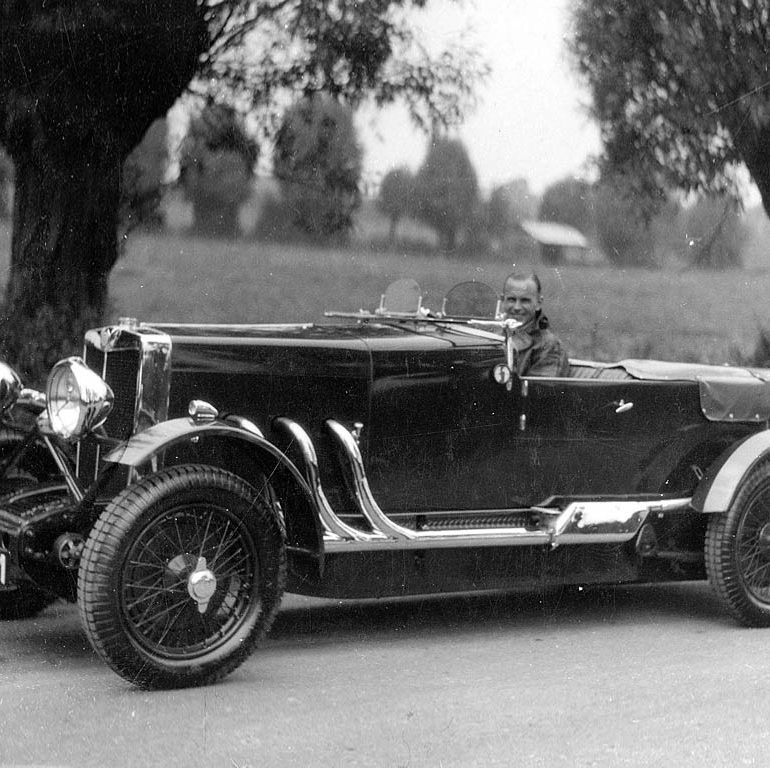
(268, 580, 729, 646)
(0, 581, 729, 669)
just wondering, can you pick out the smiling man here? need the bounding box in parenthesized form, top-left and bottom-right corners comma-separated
(501, 271, 570, 377)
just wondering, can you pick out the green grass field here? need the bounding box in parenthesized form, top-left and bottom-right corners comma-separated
(1, 219, 769, 365)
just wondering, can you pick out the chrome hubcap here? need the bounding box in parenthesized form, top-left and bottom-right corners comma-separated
(187, 557, 217, 613)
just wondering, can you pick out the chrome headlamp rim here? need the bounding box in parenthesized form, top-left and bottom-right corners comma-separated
(0, 361, 22, 413)
(46, 357, 114, 440)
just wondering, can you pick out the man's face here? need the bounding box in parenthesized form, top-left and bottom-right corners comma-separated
(502, 278, 542, 326)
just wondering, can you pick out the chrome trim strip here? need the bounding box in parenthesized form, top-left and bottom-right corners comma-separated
(272, 417, 382, 541)
(324, 528, 550, 551)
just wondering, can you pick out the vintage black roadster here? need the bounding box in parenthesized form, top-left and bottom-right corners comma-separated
(2, 279, 770, 689)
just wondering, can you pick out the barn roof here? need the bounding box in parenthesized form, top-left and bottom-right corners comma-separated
(519, 220, 588, 248)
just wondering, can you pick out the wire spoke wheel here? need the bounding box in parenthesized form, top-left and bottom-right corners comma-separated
(735, 493, 770, 603)
(121, 503, 258, 657)
(706, 459, 770, 626)
(78, 465, 286, 689)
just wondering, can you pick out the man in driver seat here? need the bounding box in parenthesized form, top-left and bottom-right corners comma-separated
(502, 271, 569, 377)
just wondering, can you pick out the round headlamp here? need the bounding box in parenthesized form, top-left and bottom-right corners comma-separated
(0, 361, 22, 413)
(46, 357, 114, 439)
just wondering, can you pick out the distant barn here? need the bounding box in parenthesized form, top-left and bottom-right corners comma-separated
(518, 220, 602, 265)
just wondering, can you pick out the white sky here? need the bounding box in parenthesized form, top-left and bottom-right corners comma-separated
(356, 0, 602, 195)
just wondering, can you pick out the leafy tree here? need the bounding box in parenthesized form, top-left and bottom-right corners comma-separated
(378, 167, 415, 244)
(273, 94, 362, 237)
(0, 2, 486, 381)
(413, 136, 479, 251)
(570, 1, 770, 219)
(538, 178, 595, 236)
(180, 104, 257, 238)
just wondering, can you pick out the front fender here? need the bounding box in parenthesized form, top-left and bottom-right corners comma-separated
(691, 429, 770, 512)
(104, 417, 286, 469)
(102, 417, 324, 562)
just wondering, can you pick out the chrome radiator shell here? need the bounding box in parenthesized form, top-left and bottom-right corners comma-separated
(77, 322, 172, 484)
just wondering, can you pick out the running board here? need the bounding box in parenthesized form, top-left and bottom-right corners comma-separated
(273, 417, 692, 553)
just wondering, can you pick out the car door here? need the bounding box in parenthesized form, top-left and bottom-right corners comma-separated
(363, 326, 530, 512)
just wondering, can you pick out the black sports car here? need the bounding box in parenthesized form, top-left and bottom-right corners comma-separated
(1, 279, 770, 689)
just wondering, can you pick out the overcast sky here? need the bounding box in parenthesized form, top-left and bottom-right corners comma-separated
(356, 0, 602, 194)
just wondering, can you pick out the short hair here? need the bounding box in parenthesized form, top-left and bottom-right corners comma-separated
(503, 271, 542, 294)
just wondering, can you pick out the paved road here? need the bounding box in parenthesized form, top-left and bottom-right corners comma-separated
(1, 581, 768, 768)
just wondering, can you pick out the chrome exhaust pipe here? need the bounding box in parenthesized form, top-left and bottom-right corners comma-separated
(272, 417, 385, 542)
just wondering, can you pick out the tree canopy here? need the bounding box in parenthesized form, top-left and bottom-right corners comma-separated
(413, 136, 479, 251)
(273, 94, 362, 237)
(179, 103, 258, 237)
(378, 167, 415, 244)
(570, 0, 770, 218)
(0, 1, 486, 381)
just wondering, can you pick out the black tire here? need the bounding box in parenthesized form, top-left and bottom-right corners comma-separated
(705, 459, 770, 626)
(77, 464, 286, 689)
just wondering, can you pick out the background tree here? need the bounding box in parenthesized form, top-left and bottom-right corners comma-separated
(570, 0, 770, 219)
(538, 178, 595, 236)
(120, 119, 170, 238)
(486, 185, 514, 246)
(179, 104, 257, 238)
(413, 136, 479, 251)
(500, 177, 539, 224)
(592, 179, 656, 268)
(0, 1, 486, 381)
(273, 94, 362, 238)
(378, 167, 415, 245)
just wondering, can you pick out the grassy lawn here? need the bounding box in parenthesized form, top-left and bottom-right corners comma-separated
(1, 220, 769, 365)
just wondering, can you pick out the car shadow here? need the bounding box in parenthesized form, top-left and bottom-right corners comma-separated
(0, 581, 730, 671)
(267, 580, 731, 646)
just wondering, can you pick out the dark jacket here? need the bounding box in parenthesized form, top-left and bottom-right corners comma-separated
(513, 314, 570, 377)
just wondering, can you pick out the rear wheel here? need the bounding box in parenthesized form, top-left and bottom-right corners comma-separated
(706, 459, 770, 626)
(77, 464, 286, 689)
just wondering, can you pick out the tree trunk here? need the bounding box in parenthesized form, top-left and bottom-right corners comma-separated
(732, 123, 770, 222)
(388, 215, 398, 246)
(2, 146, 123, 384)
(0, 3, 209, 383)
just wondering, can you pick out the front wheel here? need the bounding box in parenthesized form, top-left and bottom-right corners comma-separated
(706, 459, 770, 626)
(77, 464, 286, 689)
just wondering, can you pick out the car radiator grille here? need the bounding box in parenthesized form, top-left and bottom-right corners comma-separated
(77, 346, 141, 485)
